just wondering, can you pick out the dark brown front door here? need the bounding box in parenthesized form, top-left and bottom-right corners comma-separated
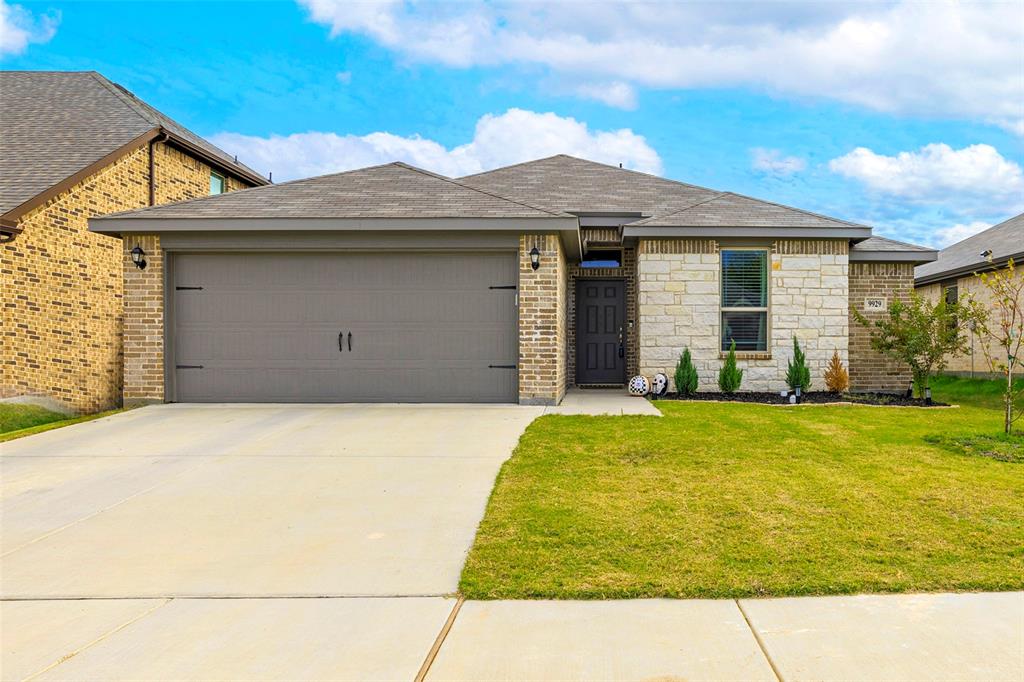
(576, 279, 626, 385)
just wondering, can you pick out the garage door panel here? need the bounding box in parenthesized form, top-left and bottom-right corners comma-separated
(172, 252, 518, 403)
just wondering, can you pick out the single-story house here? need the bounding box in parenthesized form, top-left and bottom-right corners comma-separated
(1, 71, 267, 413)
(915, 212, 1024, 376)
(90, 155, 936, 405)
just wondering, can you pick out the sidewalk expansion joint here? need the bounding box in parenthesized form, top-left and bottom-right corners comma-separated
(415, 596, 464, 682)
(735, 599, 785, 682)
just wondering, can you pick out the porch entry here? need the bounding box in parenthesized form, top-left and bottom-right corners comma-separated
(575, 279, 626, 385)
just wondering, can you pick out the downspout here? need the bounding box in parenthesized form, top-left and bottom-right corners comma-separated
(148, 130, 170, 206)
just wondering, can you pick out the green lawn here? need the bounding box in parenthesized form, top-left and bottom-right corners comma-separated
(460, 375, 1024, 599)
(0, 403, 126, 443)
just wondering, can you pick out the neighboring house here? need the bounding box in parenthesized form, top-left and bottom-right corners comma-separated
(1, 71, 267, 413)
(90, 155, 936, 406)
(915, 213, 1024, 376)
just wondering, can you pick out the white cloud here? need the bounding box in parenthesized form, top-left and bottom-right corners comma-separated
(932, 221, 990, 248)
(0, 0, 58, 56)
(828, 143, 1024, 210)
(750, 148, 806, 177)
(572, 81, 637, 110)
(298, 1, 1024, 131)
(335, 70, 352, 85)
(211, 108, 662, 181)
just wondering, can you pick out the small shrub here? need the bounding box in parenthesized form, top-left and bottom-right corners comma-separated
(785, 336, 811, 393)
(718, 341, 743, 393)
(824, 349, 850, 393)
(674, 348, 699, 395)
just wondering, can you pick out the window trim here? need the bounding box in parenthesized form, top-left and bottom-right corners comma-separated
(719, 247, 771, 357)
(209, 171, 226, 195)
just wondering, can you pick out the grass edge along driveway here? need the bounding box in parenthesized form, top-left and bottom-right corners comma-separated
(460, 377, 1024, 600)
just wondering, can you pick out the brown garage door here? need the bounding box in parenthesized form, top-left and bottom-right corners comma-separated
(171, 252, 518, 403)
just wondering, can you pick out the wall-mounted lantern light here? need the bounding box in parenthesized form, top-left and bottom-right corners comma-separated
(130, 245, 147, 270)
(529, 246, 540, 271)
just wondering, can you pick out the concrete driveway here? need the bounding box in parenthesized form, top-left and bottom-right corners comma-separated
(1, 403, 541, 679)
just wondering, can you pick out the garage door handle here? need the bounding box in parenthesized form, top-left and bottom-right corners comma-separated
(347, 332, 352, 352)
(338, 331, 344, 352)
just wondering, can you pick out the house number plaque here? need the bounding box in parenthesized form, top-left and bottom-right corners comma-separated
(863, 297, 887, 312)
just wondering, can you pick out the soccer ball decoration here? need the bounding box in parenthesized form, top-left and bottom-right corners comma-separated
(651, 373, 668, 396)
(628, 375, 651, 396)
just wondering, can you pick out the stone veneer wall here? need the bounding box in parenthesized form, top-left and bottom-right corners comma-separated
(518, 234, 567, 405)
(849, 262, 914, 391)
(1, 141, 253, 412)
(638, 239, 849, 392)
(566, 246, 638, 385)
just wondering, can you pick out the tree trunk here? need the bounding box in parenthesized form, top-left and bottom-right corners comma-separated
(1007, 367, 1014, 435)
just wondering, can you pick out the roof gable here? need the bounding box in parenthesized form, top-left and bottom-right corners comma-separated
(0, 71, 266, 220)
(95, 162, 569, 220)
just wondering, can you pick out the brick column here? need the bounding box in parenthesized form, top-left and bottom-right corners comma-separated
(122, 234, 165, 405)
(518, 234, 566, 405)
(849, 261, 913, 391)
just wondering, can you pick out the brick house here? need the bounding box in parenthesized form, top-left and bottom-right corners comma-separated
(1, 71, 267, 412)
(90, 155, 936, 406)
(915, 212, 1024, 376)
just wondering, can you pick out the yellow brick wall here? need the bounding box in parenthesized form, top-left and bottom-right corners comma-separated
(518, 234, 567, 405)
(1, 141, 254, 413)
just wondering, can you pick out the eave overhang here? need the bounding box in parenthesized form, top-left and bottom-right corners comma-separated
(622, 225, 873, 239)
(88, 216, 584, 259)
(850, 250, 938, 264)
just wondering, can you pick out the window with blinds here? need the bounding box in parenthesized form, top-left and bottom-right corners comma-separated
(721, 249, 768, 351)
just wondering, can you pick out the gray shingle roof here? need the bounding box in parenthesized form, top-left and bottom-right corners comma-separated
(95, 162, 570, 220)
(631, 191, 866, 229)
(915, 213, 1024, 283)
(0, 71, 266, 217)
(460, 155, 865, 229)
(853, 236, 936, 253)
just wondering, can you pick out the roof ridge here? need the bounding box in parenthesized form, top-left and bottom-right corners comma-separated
(395, 162, 570, 217)
(86, 71, 160, 129)
(630, 192, 731, 225)
(715, 190, 868, 228)
(943, 212, 1023, 249)
(460, 154, 724, 196)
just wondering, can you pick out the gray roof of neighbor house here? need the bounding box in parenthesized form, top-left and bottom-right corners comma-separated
(92, 162, 571, 221)
(460, 155, 867, 231)
(0, 71, 267, 222)
(915, 213, 1024, 284)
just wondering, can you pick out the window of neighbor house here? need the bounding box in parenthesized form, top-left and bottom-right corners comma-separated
(944, 283, 958, 306)
(209, 172, 225, 195)
(721, 249, 768, 352)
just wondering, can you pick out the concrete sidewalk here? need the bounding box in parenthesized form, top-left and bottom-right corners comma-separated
(4, 592, 1020, 680)
(543, 388, 661, 416)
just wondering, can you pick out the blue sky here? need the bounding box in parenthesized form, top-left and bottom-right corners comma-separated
(2, 0, 1022, 247)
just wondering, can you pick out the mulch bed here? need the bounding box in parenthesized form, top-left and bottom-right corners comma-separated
(654, 391, 948, 407)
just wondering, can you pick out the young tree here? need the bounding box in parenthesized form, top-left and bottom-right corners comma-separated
(674, 347, 699, 395)
(785, 336, 811, 393)
(970, 258, 1023, 434)
(853, 292, 978, 399)
(718, 340, 743, 393)
(824, 349, 850, 393)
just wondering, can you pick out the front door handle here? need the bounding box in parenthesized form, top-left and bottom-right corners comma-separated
(347, 332, 352, 352)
